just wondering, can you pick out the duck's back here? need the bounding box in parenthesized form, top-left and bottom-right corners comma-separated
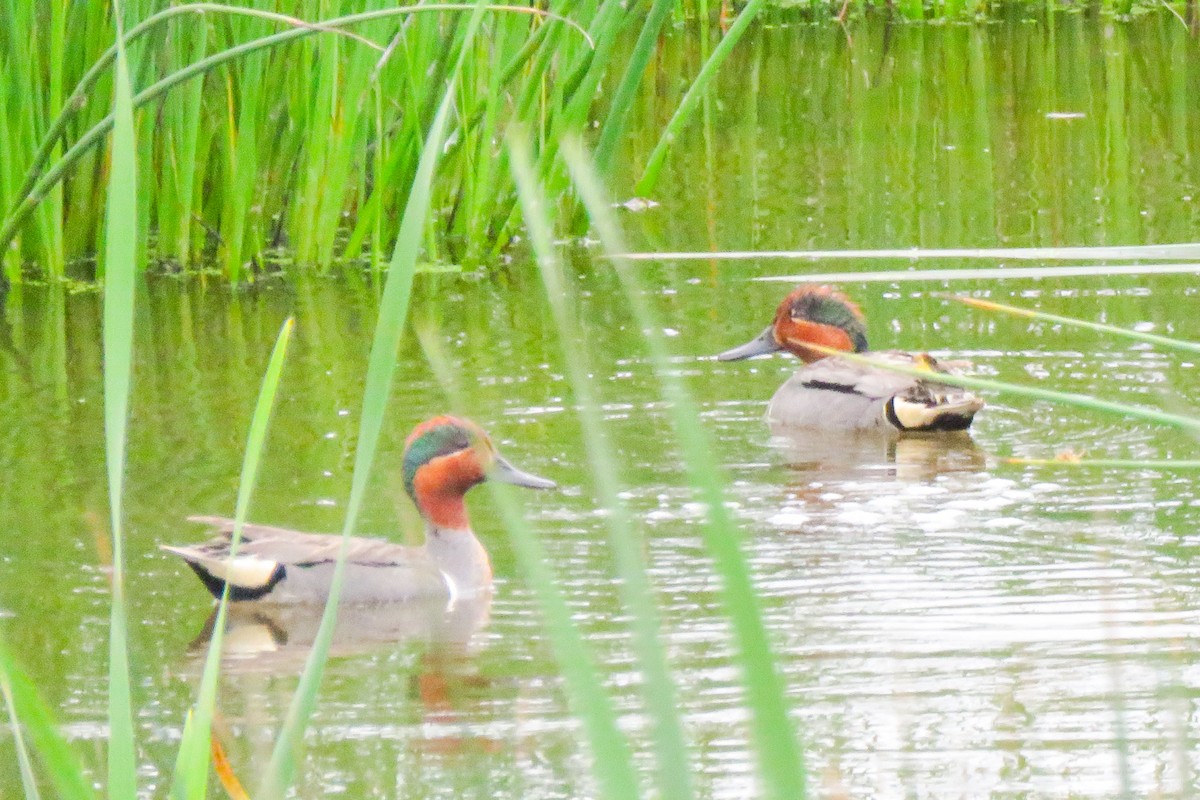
(766, 352, 981, 433)
(165, 516, 451, 604)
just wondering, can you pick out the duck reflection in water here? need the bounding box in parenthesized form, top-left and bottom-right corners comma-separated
(188, 596, 505, 758)
(186, 592, 493, 670)
(768, 421, 987, 484)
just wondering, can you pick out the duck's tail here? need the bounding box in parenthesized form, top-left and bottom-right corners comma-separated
(160, 544, 285, 601)
(886, 391, 984, 432)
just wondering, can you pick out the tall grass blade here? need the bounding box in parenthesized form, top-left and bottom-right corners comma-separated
(1002, 457, 1200, 469)
(510, 134, 691, 800)
(808, 345, 1200, 435)
(256, 6, 488, 797)
(416, 319, 644, 800)
(565, 139, 808, 800)
(0, 644, 94, 800)
(951, 296, 1200, 355)
(635, 0, 767, 196)
(594, 0, 675, 175)
(102, 3, 139, 795)
(2, 659, 41, 800)
(170, 318, 296, 800)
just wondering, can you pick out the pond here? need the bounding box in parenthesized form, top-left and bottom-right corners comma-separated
(2, 11, 1200, 799)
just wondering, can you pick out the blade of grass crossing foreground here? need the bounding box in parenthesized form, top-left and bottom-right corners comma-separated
(952, 296, 1200, 356)
(170, 318, 295, 800)
(564, 140, 807, 799)
(0, 644, 94, 800)
(256, 6, 489, 798)
(102, 4, 139, 796)
(415, 314, 642, 800)
(510, 136, 691, 800)
(1003, 458, 1200, 469)
(2, 662, 41, 800)
(806, 345, 1200, 435)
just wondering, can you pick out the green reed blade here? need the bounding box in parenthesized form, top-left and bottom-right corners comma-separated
(634, 0, 767, 196)
(0, 643, 94, 800)
(593, 0, 674, 175)
(170, 318, 295, 800)
(564, 139, 808, 800)
(219, 44, 267, 283)
(2, 661, 41, 800)
(0, 3, 594, 267)
(256, 7, 487, 798)
(160, 15, 207, 268)
(810, 345, 1200, 435)
(951, 295, 1200, 355)
(416, 320, 646, 800)
(102, 3, 139, 795)
(511, 134, 692, 800)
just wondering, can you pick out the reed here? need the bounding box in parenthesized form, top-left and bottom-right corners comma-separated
(100, 5, 138, 795)
(566, 139, 810, 799)
(417, 321, 646, 800)
(258, 5, 487, 796)
(170, 318, 294, 800)
(0, 1, 624, 283)
(0, 646, 92, 800)
(510, 133, 693, 800)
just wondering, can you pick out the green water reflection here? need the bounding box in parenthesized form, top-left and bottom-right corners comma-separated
(2, 12, 1200, 799)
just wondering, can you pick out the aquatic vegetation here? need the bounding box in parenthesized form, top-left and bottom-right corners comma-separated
(5, 2, 1192, 286)
(3, 3, 1200, 800)
(0, 0, 731, 284)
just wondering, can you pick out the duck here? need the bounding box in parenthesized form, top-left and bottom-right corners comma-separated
(717, 285, 983, 433)
(162, 415, 556, 604)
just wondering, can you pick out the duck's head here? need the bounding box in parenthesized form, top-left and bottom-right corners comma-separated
(717, 285, 869, 364)
(402, 415, 556, 529)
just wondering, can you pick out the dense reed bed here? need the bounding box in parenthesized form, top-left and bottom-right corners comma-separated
(0, 0, 695, 283)
(3, 2, 1193, 287)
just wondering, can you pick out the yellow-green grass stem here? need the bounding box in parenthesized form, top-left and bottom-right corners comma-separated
(101, 1, 138, 794)
(256, 5, 487, 797)
(1002, 457, 1200, 469)
(511, 134, 692, 800)
(417, 318, 646, 800)
(635, 0, 768, 196)
(806, 344, 1200, 435)
(950, 295, 1200, 356)
(170, 318, 295, 800)
(2, 662, 40, 800)
(566, 139, 808, 800)
(0, 644, 93, 800)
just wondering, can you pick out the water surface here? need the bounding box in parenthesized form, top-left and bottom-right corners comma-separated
(3, 11, 1200, 799)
